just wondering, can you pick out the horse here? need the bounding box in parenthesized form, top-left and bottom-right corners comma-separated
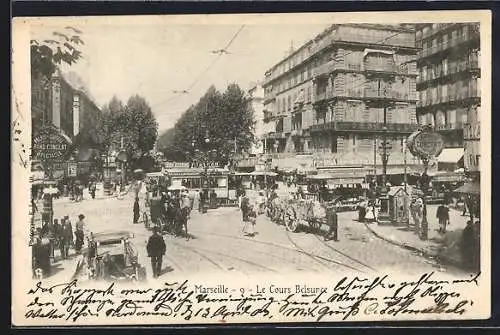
(177, 206, 190, 240)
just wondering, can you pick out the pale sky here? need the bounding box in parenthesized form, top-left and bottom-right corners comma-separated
(30, 15, 331, 132)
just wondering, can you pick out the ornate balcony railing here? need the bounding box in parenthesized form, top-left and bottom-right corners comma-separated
(310, 121, 419, 133)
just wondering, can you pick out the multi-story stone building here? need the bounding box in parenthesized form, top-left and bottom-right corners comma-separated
(248, 83, 266, 155)
(415, 23, 480, 172)
(262, 24, 421, 179)
(32, 69, 102, 142)
(31, 69, 102, 178)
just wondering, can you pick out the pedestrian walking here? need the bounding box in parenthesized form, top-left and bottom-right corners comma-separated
(89, 182, 96, 199)
(181, 190, 192, 218)
(75, 214, 87, 254)
(56, 218, 66, 260)
(324, 203, 339, 241)
(61, 216, 73, 259)
(242, 204, 257, 237)
(364, 201, 376, 223)
(52, 219, 63, 261)
(356, 199, 367, 222)
(146, 227, 166, 278)
(133, 197, 140, 224)
(437, 203, 450, 234)
(241, 193, 250, 222)
(462, 196, 469, 216)
(63, 215, 74, 248)
(198, 190, 204, 213)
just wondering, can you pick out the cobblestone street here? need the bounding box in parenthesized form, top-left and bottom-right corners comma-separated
(43, 188, 468, 283)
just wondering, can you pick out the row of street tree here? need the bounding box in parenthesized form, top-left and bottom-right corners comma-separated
(89, 96, 159, 172)
(157, 84, 255, 167)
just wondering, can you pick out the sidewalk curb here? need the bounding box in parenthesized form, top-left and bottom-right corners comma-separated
(364, 222, 464, 269)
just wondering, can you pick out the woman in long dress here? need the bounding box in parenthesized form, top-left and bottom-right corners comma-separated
(242, 203, 257, 237)
(364, 201, 376, 223)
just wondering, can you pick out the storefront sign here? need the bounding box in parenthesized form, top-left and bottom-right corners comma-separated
(407, 129, 444, 159)
(165, 162, 191, 168)
(67, 162, 77, 177)
(32, 126, 71, 161)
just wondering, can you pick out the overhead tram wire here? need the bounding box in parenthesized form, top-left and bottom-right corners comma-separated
(151, 24, 246, 110)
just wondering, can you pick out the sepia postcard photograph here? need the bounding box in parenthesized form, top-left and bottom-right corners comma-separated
(11, 10, 491, 326)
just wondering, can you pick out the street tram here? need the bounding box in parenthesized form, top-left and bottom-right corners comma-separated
(163, 163, 231, 204)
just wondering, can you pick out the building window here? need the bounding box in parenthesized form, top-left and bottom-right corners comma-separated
(331, 137, 337, 153)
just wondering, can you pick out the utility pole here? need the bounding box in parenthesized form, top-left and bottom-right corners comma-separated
(379, 79, 388, 192)
(403, 137, 408, 193)
(120, 136, 125, 191)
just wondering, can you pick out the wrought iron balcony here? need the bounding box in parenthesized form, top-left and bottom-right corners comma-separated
(313, 60, 336, 78)
(263, 132, 286, 139)
(310, 121, 419, 133)
(263, 109, 274, 123)
(436, 122, 463, 131)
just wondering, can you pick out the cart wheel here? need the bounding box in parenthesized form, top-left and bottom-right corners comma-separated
(285, 205, 299, 232)
(143, 212, 149, 229)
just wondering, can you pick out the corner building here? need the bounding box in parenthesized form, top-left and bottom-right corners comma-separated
(262, 24, 421, 178)
(415, 23, 480, 171)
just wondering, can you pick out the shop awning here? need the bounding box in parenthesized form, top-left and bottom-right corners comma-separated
(249, 171, 278, 177)
(326, 178, 365, 186)
(437, 148, 464, 163)
(453, 180, 480, 195)
(432, 172, 466, 183)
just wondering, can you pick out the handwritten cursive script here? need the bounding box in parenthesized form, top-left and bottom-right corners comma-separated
(23, 272, 480, 323)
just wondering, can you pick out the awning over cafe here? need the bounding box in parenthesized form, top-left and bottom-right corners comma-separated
(453, 180, 480, 195)
(437, 148, 464, 163)
(432, 172, 466, 183)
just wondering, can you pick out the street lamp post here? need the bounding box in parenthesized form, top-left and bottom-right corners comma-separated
(407, 124, 443, 241)
(420, 158, 430, 240)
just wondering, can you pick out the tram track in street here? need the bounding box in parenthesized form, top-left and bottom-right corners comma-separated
(284, 229, 367, 274)
(186, 230, 322, 273)
(189, 228, 367, 274)
(312, 234, 378, 273)
(168, 238, 279, 274)
(167, 239, 226, 271)
(163, 254, 188, 274)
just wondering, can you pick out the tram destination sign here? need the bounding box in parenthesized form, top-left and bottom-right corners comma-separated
(32, 126, 71, 161)
(407, 129, 444, 159)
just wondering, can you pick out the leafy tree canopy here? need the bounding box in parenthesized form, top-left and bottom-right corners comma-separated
(158, 83, 255, 166)
(31, 26, 85, 80)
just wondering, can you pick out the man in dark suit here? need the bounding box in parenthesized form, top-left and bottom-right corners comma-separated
(146, 227, 166, 278)
(324, 203, 339, 241)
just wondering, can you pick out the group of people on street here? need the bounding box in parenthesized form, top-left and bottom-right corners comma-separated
(146, 184, 193, 236)
(356, 198, 379, 223)
(32, 213, 88, 278)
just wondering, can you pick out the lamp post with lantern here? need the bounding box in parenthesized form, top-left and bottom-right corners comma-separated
(407, 124, 444, 241)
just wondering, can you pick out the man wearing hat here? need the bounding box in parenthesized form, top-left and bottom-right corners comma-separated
(324, 202, 339, 242)
(75, 214, 87, 254)
(146, 227, 166, 278)
(61, 216, 73, 259)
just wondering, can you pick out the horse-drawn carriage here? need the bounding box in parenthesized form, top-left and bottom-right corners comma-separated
(142, 175, 191, 239)
(267, 192, 341, 233)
